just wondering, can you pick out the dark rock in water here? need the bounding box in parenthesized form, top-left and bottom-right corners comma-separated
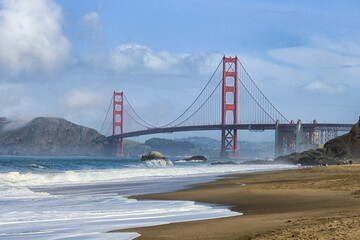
(276, 120, 360, 165)
(0, 117, 105, 156)
(181, 155, 208, 162)
(141, 151, 167, 161)
(211, 161, 238, 165)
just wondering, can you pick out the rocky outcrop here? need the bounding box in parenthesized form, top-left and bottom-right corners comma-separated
(0, 117, 105, 156)
(324, 120, 360, 158)
(179, 155, 208, 162)
(276, 120, 360, 165)
(141, 151, 173, 167)
(141, 151, 167, 161)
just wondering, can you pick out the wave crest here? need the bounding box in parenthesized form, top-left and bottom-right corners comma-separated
(143, 159, 174, 167)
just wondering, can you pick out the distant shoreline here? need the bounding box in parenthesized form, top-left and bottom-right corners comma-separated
(111, 165, 360, 239)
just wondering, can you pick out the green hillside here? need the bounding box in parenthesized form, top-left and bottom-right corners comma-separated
(123, 136, 275, 159)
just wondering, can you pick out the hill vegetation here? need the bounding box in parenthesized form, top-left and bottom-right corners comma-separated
(175, 137, 274, 159)
(123, 139, 151, 156)
(0, 117, 104, 156)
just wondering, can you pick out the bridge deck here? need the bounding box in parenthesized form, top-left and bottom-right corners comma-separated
(109, 123, 353, 139)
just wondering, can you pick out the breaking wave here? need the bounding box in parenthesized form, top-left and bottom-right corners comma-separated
(0, 163, 298, 187)
(175, 160, 204, 163)
(143, 159, 174, 167)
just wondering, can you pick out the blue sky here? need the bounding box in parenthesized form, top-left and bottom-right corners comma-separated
(0, 0, 359, 141)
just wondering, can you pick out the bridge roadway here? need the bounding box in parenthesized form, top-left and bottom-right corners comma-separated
(110, 123, 353, 140)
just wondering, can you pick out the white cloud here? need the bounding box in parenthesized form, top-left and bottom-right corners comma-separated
(57, 88, 111, 132)
(237, 54, 308, 87)
(107, 43, 222, 75)
(108, 43, 179, 72)
(268, 47, 360, 70)
(303, 81, 347, 95)
(0, 83, 36, 120)
(59, 89, 105, 109)
(266, 45, 360, 87)
(0, 83, 23, 106)
(310, 36, 360, 57)
(81, 11, 102, 31)
(0, 0, 71, 73)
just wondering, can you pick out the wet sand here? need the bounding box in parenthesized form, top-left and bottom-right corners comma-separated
(111, 165, 360, 239)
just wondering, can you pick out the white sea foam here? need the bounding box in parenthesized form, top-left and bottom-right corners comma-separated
(143, 159, 174, 167)
(0, 182, 240, 240)
(0, 163, 298, 240)
(0, 164, 297, 187)
(175, 159, 204, 163)
(0, 185, 52, 200)
(24, 163, 45, 169)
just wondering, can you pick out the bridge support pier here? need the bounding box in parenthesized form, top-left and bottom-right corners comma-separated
(220, 56, 239, 158)
(275, 120, 281, 158)
(310, 121, 320, 146)
(296, 119, 321, 153)
(221, 127, 238, 158)
(112, 138, 124, 157)
(275, 119, 325, 158)
(296, 119, 305, 152)
(113, 91, 124, 156)
(275, 120, 296, 158)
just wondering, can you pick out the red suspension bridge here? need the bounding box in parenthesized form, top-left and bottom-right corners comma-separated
(99, 56, 353, 158)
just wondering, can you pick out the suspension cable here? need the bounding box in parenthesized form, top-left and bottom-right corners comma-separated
(174, 78, 223, 127)
(124, 108, 153, 129)
(174, 60, 237, 127)
(124, 95, 157, 128)
(106, 120, 112, 136)
(236, 75, 276, 123)
(237, 59, 289, 123)
(99, 95, 114, 134)
(160, 58, 223, 127)
(106, 57, 289, 135)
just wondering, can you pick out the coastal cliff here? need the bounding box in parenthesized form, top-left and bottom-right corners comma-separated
(276, 119, 360, 165)
(0, 117, 105, 156)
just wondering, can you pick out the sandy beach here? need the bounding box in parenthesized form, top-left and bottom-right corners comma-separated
(111, 164, 360, 239)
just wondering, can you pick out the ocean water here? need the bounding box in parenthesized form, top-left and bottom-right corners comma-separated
(0, 156, 298, 239)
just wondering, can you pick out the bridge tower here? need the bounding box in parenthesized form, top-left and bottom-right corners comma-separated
(221, 56, 239, 158)
(113, 91, 124, 156)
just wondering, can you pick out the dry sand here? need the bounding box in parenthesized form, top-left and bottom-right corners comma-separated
(110, 165, 360, 239)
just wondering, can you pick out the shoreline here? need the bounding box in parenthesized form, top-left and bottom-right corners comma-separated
(111, 165, 360, 239)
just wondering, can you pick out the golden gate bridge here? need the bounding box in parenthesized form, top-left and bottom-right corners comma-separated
(99, 56, 353, 158)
